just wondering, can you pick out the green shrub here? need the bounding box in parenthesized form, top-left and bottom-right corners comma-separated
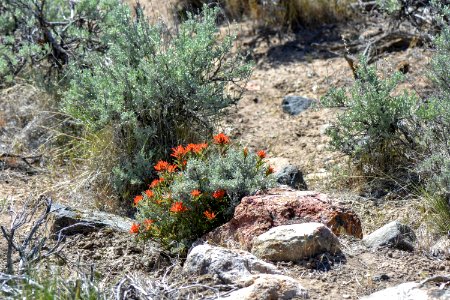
(63, 6, 252, 201)
(0, 0, 119, 89)
(131, 133, 275, 252)
(416, 2, 450, 233)
(321, 56, 419, 175)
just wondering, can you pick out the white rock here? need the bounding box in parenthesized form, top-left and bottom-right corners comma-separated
(363, 221, 416, 251)
(222, 274, 308, 300)
(183, 244, 280, 284)
(251, 223, 341, 261)
(360, 282, 450, 300)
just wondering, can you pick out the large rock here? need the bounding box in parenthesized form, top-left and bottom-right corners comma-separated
(266, 157, 307, 190)
(204, 189, 362, 251)
(360, 282, 450, 300)
(49, 203, 133, 235)
(183, 244, 280, 284)
(281, 95, 313, 115)
(363, 221, 416, 251)
(251, 223, 341, 261)
(223, 274, 308, 300)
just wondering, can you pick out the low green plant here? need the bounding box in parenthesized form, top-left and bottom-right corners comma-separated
(63, 5, 252, 201)
(321, 56, 420, 176)
(0, 268, 106, 300)
(131, 133, 275, 252)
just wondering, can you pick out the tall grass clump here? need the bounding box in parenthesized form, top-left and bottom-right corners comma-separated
(63, 5, 252, 202)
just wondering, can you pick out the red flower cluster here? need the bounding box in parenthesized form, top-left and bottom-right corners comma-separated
(191, 189, 202, 197)
(186, 143, 208, 154)
(154, 160, 169, 172)
(150, 177, 164, 188)
(212, 189, 226, 199)
(171, 143, 208, 159)
(145, 189, 154, 198)
(204, 210, 216, 220)
(257, 150, 266, 159)
(154, 160, 177, 172)
(134, 195, 143, 206)
(170, 201, 188, 213)
(130, 223, 140, 234)
(213, 133, 230, 145)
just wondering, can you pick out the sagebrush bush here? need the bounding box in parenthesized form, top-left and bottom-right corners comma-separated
(0, 0, 119, 89)
(63, 6, 252, 201)
(132, 133, 275, 252)
(416, 2, 450, 233)
(321, 56, 420, 176)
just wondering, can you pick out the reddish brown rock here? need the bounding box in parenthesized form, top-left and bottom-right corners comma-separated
(205, 188, 362, 251)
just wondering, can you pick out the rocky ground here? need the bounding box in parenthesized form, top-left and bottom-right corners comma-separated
(0, 6, 449, 300)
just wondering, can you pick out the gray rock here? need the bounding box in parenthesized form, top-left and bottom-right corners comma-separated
(363, 221, 416, 251)
(276, 164, 307, 190)
(222, 274, 308, 300)
(281, 96, 313, 115)
(183, 244, 280, 284)
(251, 223, 341, 262)
(360, 282, 450, 300)
(266, 157, 307, 190)
(49, 203, 133, 235)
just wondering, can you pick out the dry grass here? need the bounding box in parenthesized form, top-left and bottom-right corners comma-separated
(131, 0, 357, 28)
(226, 0, 356, 27)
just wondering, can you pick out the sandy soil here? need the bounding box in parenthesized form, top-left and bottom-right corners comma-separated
(0, 6, 448, 299)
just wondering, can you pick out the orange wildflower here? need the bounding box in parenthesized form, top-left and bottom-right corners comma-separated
(243, 147, 249, 158)
(171, 145, 186, 159)
(130, 223, 140, 234)
(143, 219, 154, 230)
(257, 150, 266, 159)
(154, 160, 170, 172)
(134, 195, 143, 206)
(170, 201, 188, 213)
(191, 189, 201, 197)
(145, 189, 154, 198)
(212, 189, 226, 199)
(150, 178, 161, 188)
(266, 166, 274, 175)
(187, 143, 208, 154)
(213, 133, 230, 145)
(185, 143, 196, 153)
(167, 164, 177, 173)
(204, 210, 216, 220)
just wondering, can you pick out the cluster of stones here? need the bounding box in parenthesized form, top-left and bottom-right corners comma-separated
(48, 170, 448, 299)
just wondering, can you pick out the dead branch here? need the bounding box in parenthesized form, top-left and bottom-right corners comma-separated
(0, 195, 96, 275)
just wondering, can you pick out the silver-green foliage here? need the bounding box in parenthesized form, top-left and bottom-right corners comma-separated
(417, 2, 450, 232)
(321, 56, 419, 173)
(170, 147, 275, 217)
(63, 6, 252, 198)
(0, 0, 119, 89)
